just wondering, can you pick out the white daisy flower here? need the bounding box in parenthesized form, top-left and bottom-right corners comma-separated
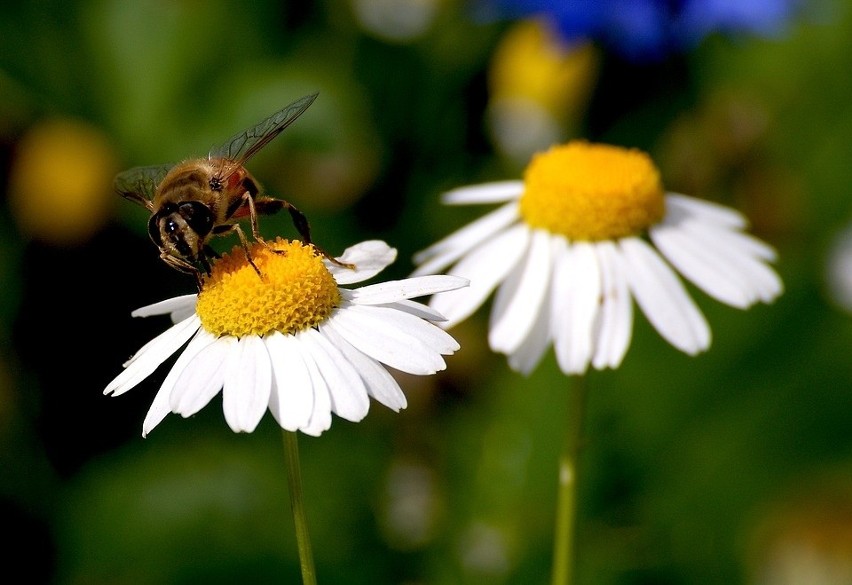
(412, 141, 783, 375)
(105, 239, 467, 437)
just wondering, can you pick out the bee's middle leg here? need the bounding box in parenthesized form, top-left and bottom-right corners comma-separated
(215, 222, 263, 277)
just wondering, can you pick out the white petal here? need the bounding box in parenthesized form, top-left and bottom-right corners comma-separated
(302, 328, 370, 423)
(651, 218, 782, 308)
(551, 241, 601, 375)
(681, 219, 781, 299)
(651, 222, 753, 308)
(121, 313, 199, 368)
(671, 205, 778, 263)
(346, 275, 469, 305)
(171, 336, 235, 417)
(708, 225, 778, 263)
(428, 223, 530, 328)
(141, 384, 172, 438)
(222, 336, 272, 433)
(329, 305, 456, 374)
(665, 193, 747, 229)
(298, 334, 333, 436)
(489, 229, 553, 354)
(548, 238, 571, 368)
(506, 285, 553, 375)
(131, 294, 197, 318)
(266, 333, 314, 432)
(142, 329, 218, 436)
(665, 201, 778, 263)
(441, 181, 524, 205)
(169, 305, 198, 325)
(411, 202, 520, 276)
(620, 238, 711, 355)
(376, 299, 448, 322)
(327, 240, 397, 285)
(105, 315, 200, 396)
(322, 324, 407, 411)
(591, 242, 633, 370)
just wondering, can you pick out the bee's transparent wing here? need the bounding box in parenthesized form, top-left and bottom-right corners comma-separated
(209, 93, 318, 166)
(114, 164, 172, 210)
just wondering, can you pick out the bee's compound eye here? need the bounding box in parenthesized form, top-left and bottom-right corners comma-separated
(179, 202, 214, 237)
(147, 214, 163, 247)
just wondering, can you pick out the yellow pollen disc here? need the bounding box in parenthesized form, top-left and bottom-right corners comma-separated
(519, 141, 666, 240)
(196, 239, 340, 338)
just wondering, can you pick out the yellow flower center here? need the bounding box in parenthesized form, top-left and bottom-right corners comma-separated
(519, 141, 666, 240)
(196, 239, 340, 338)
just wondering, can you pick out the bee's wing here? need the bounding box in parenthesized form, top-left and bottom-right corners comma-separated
(114, 164, 172, 210)
(210, 93, 318, 171)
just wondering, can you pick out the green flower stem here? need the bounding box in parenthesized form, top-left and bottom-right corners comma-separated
(283, 430, 318, 585)
(551, 375, 587, 585)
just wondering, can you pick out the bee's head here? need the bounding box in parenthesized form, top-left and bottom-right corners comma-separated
(149, 201, 215, 264)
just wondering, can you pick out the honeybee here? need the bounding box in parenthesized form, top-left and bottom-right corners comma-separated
(116, 93, 336, 285)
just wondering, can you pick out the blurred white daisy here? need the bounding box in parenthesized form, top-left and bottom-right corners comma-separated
(105, 239, 467, 436)
(413, 141, 783, 375)
(825, 220, 852, 313)
(351, 0, 439, 43)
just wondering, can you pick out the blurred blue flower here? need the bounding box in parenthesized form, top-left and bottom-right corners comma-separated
(478, 0, 803, 60)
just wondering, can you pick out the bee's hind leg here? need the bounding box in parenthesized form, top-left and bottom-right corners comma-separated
(251, 195, 354, 269)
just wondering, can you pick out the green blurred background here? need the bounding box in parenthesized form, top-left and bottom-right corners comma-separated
(2, 1, 851, 583)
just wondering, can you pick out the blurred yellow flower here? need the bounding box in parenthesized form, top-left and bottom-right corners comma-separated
(487, 19, 599, 163)
(749, 479, 852, 585)
(8, 118, 117, 245)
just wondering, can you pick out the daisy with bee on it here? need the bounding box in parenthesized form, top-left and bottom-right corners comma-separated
(105, 238, 466, 437)
(105, 235, 466, 585)
(107, 94, 469, 585)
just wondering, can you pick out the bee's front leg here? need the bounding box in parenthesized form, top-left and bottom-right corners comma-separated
(160, 250, 205, 289)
